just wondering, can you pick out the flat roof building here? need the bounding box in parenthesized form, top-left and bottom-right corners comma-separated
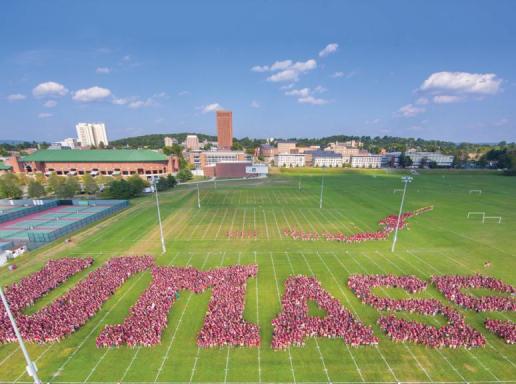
(217, 111, 233, 150)
(405, 151, 454, 167)
(76, 123, 109, 147)
(350, 155, 382, 168)
(6, 149, 179, 179)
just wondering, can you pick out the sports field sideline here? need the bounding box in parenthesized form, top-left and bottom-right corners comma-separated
(0, 170, 514, 383)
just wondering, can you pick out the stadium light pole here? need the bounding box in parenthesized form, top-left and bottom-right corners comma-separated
(0, 287, 41, 384)
(197, 183, 201, 209)
(153, 180, 166, 254)
(319, 176, 324, 209)
(391, 176, 413, 253)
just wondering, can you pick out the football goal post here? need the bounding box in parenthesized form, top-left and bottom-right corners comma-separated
(483, 216, 502, 224)
(467, 212, 485, 220)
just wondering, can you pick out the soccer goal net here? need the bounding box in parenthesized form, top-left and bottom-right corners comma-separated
(469, 189, 482, 195)
(483, 216, 502, 224)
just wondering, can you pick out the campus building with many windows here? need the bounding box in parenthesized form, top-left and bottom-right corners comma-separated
(5, 149, 179, 179)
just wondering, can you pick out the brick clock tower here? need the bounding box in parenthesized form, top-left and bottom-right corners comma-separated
(216, 110, 233, 150)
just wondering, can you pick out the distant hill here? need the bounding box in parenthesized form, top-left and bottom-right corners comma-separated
(110, 133, 217, 148)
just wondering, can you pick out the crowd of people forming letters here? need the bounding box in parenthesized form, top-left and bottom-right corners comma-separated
(283, 206, 434, 243)
(0, 254, 514, 348)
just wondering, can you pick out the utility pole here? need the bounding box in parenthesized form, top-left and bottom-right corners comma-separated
(0, 287, 41, 384)
(319, 176, 324, 209)
(197, 183, 201, 209)
(391, 176, 413, 252)
(154, 180, 166, 254)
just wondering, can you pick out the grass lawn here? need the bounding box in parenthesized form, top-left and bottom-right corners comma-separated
(0, 170, 514, 383)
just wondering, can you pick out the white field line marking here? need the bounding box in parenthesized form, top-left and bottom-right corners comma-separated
(0, 346, 19, 368)
(280, 209, 292, 231)
(82, 348, 110, 383)
(188, 209, 211, 240)
(289, 208, 305, 231)
(370, 250, 470, 382)
(354, 252, 434, 383)
(269, 252, 297, 384)
(52, 265, 154, 380)
(202, 208, 220, 240)
(189, 252, 226, 383)
(154, 252, 203, 383)
(310, 251, 365, 382)
(242, 208, 247, 235)
(253, 208, 257, 240)
(238, 190, 242, 206)
(161, 208, 193, 240)
(270, 210, 283, 239)
(174, 209, 203, 239)
(24, 380, 516, 384)
(34, 380, 516, 384)
(214, 208, 229, 240)
(328, 251, 399, 382)
(253, 251, 262, 383)
(404, 249, 515, 373)
(262, 209, 270, 240)
(285, 252, 331, 383)
(228, 209, 238, 235)
(118, 252, 181, 382)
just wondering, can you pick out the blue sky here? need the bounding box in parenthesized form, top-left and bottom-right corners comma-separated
(1, 0, 516, 143)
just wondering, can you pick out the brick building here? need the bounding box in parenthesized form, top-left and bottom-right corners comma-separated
(216, 110, 233, 150)
(5, 149, 179, 179)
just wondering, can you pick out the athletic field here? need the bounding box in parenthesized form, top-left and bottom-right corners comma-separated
(0, 170, 514, 383)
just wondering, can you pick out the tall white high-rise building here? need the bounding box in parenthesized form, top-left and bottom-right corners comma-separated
(76, 123, 109, 147)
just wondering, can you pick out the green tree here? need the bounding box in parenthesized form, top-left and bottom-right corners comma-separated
(177, 169, 193, 182)
(27, 180, 45, 198)
(166, 174, 177, 188)
(46, 173, 63, 194)
(0, 174, 23, 199)
(126, 175, 146, 196)
(156, 176, 169, 191)
(34, 173, 46, 185)
(105, 179, 133, 199)
(55, 176, 80, 198)
(81, 173, 98, 194)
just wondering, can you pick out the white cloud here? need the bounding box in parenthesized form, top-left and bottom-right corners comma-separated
(178, 90, 190, 96)
(285, 88, 311, 97)
(112, 97, 129, 105)
(420, 71, 502, 95)
(331, 71, 344, 78)
(250, 100, 260, 108)
(267, 69, 300, 82)
(319, 43, 338, 57)
(291, 59, 317, 72)
(96, 67, 111, 74)
(38, 112, 52, 118)
(266, 59, 317, 83)
(298, 96, 329, 105)
(251, 65, 269, 72)
(72, 86, 111, 102)
(128, 98, 154, 109)
(285, 87, 330, 105)
(415, 97, 429, 105)
(253, 58, 317, 83)
(7, 93, 26, 101)
(43, 100, 57, 108)
(433, 95, 462, 104)
(201, 103, 223, 113)
(270, 60, 293, 71)
(32, 81, 68, 97)
(398, 104, 425, 117)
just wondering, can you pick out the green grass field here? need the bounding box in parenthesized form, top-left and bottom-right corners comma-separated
(0, 170, 515, 383)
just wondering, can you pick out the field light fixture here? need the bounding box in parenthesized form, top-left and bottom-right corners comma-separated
(391, 176, 413, 253)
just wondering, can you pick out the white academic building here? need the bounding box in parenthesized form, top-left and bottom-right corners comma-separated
(76, 123, 109, 147)
(406, 151, 454, 167)
(274, 153, 306, 168)
(350, 155, 383, 168)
